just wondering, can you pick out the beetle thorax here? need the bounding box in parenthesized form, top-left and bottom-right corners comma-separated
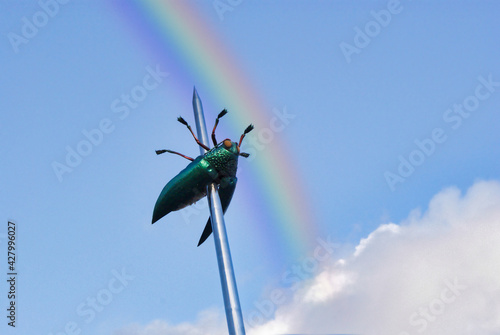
(204, 143, 238, 177)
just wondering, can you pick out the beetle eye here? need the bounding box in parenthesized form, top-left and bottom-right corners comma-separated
(223, 139, 232, 148)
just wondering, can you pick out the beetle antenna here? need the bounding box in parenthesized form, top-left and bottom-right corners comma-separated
(238, 124, 254, 147)
(239, 152, 250, 158)
(177, 116, 210, 151)
(212, 109, 228, 146)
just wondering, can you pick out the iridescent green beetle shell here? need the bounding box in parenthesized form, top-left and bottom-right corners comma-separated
(152, 141, 240, 245)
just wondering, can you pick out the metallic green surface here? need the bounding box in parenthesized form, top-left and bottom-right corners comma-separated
(197, 176, 237, 246)
(204, 142, 239, 177)
(152, 156, 218, 223)
(151, 141, 240, 230)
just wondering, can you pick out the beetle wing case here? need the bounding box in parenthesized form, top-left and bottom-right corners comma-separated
(152, 156, 218, 224)
(197, 176, 237, 246)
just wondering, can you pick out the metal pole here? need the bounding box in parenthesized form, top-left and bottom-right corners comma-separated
(192, 87, 246, 335)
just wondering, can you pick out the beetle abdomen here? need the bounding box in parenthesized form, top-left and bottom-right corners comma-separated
(152, 156, 218, 223)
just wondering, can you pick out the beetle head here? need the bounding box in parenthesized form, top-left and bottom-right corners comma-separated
(222, 139, 240, 156)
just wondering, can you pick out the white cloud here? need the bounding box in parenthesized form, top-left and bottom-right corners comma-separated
(114, 308, 226, 335)
(115, 180, 500, 335)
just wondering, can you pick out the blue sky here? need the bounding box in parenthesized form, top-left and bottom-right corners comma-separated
(1, 1, 500, 334)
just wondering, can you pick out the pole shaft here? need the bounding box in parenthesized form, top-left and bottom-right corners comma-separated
(192, 88, 246, 335)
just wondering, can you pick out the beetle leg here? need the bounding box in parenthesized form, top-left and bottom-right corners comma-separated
(178, 116, 210, 151)
(156, 149, 194, 161)
(165, 150, 195, 161)
(211, 109, 228, 146)
(187, 126, 210, 151)
(238, 124, 255, 147)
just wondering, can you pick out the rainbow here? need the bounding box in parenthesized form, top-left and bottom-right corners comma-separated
(111, 0, 319, 261)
